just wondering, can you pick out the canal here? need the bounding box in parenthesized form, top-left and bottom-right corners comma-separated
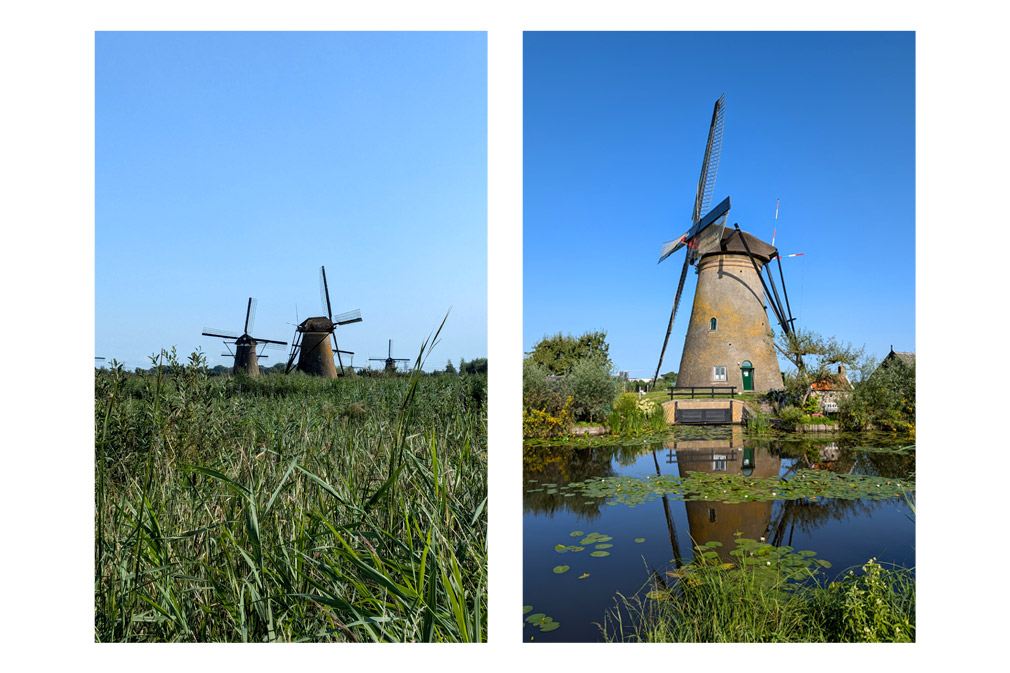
(522, 426, 915, 642)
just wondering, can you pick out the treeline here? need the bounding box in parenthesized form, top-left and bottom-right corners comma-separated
(109, 355, 488, 378)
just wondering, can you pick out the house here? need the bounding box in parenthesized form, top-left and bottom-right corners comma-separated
(809, 364, 853, 413)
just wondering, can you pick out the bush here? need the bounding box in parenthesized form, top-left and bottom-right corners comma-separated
(607, 394, 666, 435)
(568, 353, 620, 423)
(778, 406, 806, 430)
(523, 396, 574, 438)
(522, 358, 570, 417)
(840, 358, 915, 433)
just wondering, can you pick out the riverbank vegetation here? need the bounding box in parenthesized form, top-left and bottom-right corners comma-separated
(603, 538, 914, 643)
(95, 343, 487, 642)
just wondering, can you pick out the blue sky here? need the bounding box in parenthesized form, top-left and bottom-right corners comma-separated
(524, 32, 915, 377)
(96, 32, 487, 371)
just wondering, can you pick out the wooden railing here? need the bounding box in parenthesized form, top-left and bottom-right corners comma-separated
(667, 386, 737, 400)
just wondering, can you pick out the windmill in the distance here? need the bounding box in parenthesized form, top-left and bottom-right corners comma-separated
(652, 95, 796, 395)
(370, 339, 410, 372)
(202, 298, 288, 376)
(285, 266, 361, 377)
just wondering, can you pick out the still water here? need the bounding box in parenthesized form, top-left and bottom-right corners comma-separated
(522, 426, 915, 642)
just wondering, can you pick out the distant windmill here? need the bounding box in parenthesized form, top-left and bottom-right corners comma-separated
(202, 298, 287, 376)
(652, 95, 796, 394)
(285, 266, 362, 377)
(370, 339, 410, 372)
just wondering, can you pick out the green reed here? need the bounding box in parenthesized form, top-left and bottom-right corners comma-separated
(602, 538, 914, 643)
(95, 339, 486, 642)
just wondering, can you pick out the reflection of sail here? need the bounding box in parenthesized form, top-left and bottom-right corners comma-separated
(667, 427, 781, 562)
(651, 449, 684, 568)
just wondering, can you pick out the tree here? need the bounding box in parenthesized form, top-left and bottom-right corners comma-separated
(841, 355, 915, 432)
(774, 328, 864, 405)
(528, 330, 610, 376)
(568, 353, 620, 422)
(445, 359, 456, 374)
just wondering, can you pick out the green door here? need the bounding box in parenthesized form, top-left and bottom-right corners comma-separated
(741, 361, 754, 392)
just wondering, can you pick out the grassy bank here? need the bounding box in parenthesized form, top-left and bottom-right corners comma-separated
(95, 347, 487, 642)
(603, 538, 914, 643)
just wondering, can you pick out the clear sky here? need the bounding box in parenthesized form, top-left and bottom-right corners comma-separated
(524, 32, 915, 377)
(96, 31, 487, 371)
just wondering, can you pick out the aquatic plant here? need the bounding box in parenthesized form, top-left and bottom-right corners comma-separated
(531, 469, 914, 506)
(602, 538, 914, 643)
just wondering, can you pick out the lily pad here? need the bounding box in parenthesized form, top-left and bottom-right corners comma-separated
(553, 565, 570, 574)
(590, 550, 610, 558)
(539, 621, 560, 632)
(525, 612, 546, 623)
(634, 538, 645, 543)
(594, 543, 613, 549)
(570, 531, 584, 537)
(523, 605, 532, 614)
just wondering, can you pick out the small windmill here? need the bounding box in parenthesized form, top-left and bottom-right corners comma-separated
(202, 298, 287, 376)
(285, 266, 362, 377)
(370, 339, 410, 372)
(651, 95, 796, 394)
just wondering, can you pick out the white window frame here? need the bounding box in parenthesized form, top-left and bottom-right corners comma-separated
(713, 366, 727, 381)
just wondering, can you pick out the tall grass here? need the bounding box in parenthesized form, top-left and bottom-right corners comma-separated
(602, 538, 914, 643)
(95, 336, 487, 642)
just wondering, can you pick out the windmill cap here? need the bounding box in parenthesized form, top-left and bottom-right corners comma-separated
(714, 228, 778, 264)
(298, 316, 334, 332)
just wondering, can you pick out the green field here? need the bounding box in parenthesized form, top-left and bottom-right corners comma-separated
(95, 349, 487, 642)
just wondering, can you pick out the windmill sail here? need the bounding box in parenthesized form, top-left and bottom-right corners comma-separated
(651, 95, 727, 390)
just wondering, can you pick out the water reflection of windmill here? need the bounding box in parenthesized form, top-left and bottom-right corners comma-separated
(666, 429, 782, 563)
(202, 298, 287, 376)
(285, 266, 362, 377)
(652, 95, 797, 394)
(370, 339, 410, 372)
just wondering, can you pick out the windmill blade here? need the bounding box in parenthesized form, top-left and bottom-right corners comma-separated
(691, 94, 726, 225)
(247, 335, 288, 346)
(658, 232, 690, 264)
(262, 341, 287, 351)
(244, 297, 258, 335)
(651, 252, 691, 390)
(203, 329, 239, 339)
(332, 308, 362, 326)
(334, 349, 354, 355)
(284, 332, 300, 374)
(330, 332, 345, 375)
(388, 339, 393, 358)
(320, 266, 332, 320)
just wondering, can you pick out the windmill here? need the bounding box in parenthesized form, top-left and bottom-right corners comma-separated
(202, 298, 287, 376)
(370, 339, 410, 372)
(651, 95, 796, 394)
(284, 266, 362, 377)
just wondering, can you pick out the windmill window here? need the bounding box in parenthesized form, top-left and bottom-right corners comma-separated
(713, 366, 727, 381)
(709, 317, 717, 331)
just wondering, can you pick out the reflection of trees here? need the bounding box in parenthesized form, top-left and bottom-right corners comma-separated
(767, 496, 897, 548)
(522, 443, 626, 518)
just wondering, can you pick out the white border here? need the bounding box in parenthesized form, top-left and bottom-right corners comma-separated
(2, 0, 1004, 667)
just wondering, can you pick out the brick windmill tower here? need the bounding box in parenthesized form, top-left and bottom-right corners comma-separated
(284, 266, 362, 377)
(652, 96, 796, 397)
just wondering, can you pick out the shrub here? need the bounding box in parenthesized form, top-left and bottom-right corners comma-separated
(568, 353, 620, 423)
(523, 396, 574, 438)
(840, 358, 915, 433)
(778, 406, 806, 430)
